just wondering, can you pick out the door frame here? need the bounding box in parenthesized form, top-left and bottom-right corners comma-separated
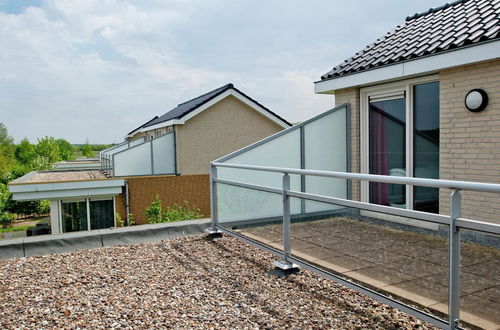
(359, 74, 439, 209)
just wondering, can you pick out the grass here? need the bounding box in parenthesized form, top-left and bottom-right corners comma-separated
(0, 225, 36, 233)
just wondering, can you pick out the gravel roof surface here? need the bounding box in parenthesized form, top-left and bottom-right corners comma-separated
(0, 234, 437, 329)
(10, 170, 107, 184)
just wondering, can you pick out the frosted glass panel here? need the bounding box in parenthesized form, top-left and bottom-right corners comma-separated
(105, 143, 129, 156)
(217, 183, 283, 223)
(304, 107, 348, 212)
(129, 138, 145, 147)
(152, 133, 175, 174)
(114, 142, 152, 176)
(218, 129, 301, 191)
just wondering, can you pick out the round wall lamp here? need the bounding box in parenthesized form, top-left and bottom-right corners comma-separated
(465, 89, 488, 112)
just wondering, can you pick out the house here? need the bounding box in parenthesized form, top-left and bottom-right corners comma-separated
(314, 0, 499, 222)
(8, 83, 291, 234)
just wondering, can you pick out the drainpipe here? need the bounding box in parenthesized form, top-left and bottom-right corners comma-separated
(125, 180, 130, 226)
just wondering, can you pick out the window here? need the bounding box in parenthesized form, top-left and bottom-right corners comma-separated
(61, 200, 88, 232)
(361, 77, 439, 213)
(90, 199, 115, 230)
(60, 198, 115, 233)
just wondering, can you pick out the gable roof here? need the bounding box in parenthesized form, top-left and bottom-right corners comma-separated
(139, 83, 291, 130)
(127, 116, 158, 136)
(321, 0, 499, 81)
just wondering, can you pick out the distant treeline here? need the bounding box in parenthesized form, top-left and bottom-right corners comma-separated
(0, 122, 112, 226)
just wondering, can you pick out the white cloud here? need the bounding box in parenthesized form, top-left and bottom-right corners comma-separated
(0, 0, 445, 143)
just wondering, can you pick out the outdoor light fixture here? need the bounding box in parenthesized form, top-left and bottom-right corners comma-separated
(465, 89, 488, 112)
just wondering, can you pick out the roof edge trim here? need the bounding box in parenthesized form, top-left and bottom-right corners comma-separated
(315, 40, 500, 94)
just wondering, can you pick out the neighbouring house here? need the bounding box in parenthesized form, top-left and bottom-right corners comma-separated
(314, 0, 499, 223)
(8, 83, 290, 234)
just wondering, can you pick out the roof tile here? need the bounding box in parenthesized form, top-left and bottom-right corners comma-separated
(321, 0, 500, 80)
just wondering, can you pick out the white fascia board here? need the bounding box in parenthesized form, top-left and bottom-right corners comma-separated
(12, 186, 123, 201)
(315, 41, 500, 94)
(138, 119, 182, 133)
(9, 179, 125, 193)
(138, 89, 290, 132)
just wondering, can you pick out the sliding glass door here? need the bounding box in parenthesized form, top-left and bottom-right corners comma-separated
(61, 198, 115, 233)
(363, 79, 440, 213)
(62, 200, 88, 232)
(90, 199, 114, 230)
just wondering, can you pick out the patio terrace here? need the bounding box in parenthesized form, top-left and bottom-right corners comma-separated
(237, 216, 500, 329)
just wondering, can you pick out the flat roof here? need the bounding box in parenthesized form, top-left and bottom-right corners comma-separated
(10, 170, 108, 185)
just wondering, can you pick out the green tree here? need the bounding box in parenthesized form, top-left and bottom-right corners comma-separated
(35, 136, 61, 169)
(0, 183, 15, 228)
(0, 123, 13, 146)
(80, 140, 94, 157)
(56, 138, 74, 161)
(0, 123, 16, 182)
(15, 138, 36, 165)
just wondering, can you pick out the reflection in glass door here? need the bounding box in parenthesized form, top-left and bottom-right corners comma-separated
(413, 82, 439, 213)
(368, 96, 406, 208)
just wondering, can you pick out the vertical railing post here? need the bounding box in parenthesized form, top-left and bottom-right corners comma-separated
(448, 189, 461, 329)
(283, 173, 291, 263)
(273, 173, 298, 273)
(206, 163, 221, 236)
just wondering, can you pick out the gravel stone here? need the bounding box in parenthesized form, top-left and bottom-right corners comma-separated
(0, 234, 438, 329)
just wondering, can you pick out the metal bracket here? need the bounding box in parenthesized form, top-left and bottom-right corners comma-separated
(205, 227, 223, 239)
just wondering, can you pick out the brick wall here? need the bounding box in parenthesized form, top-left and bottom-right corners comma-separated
(115, 174, 210, 225)
(335, 88, 361, 201)
(176, 95, 284, 175)
(439, 59, 500, 223)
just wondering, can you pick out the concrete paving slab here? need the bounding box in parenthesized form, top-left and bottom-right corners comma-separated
(471, 285, 500, 303)
(236, 216, 500, 329)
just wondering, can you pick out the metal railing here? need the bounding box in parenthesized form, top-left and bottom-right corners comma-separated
(209, 162, 500, 330)
(100, 154, 113, 177)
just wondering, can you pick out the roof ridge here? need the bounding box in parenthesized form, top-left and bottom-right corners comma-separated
(405, 0, 469, 21)
(176, 83, 233, 107)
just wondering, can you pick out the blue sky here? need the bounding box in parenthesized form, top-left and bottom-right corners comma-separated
(0, 0, 445, 143)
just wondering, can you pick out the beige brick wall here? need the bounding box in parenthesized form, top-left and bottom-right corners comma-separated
(440, 59, 500, 223)
(334, 59, 500, 223)
(176, 95, 285, 175)
(335, 88, 361, 201)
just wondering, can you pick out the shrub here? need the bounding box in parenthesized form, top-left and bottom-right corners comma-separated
(145, 195, 162, 223)
(145, 197, 202, 224)
(0, 212, 16, 228)
(116, 212, 135, 227)
(162, 201, 203, 222)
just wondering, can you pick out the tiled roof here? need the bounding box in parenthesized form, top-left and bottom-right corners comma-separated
(141, 84, 291, 129)
(127, 116, 158, 135)
(321, 0, 500, 81)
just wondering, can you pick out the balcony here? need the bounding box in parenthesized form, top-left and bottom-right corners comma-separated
(208, 104, 500, 329)
(100, 132, 176, 177)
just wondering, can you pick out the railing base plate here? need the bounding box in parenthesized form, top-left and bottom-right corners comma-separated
(205, 227, 223, 239)
(269, 260, 299, 277)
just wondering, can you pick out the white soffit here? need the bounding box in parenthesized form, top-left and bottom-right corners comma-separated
(314, 41, 500, 94)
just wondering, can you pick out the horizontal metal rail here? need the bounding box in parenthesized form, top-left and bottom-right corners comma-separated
(213, 162, 500, 194)
(211, 162, 500, 330)
(214, 178, 451, 226)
